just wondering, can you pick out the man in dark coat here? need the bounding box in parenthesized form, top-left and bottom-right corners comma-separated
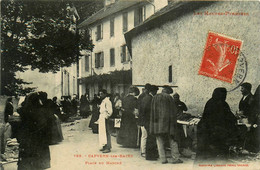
(239, 82, 254, 122)
(244, 84, 260, 153)
(137, 83, 151, 157)
(143, 85, 159, 160)
(150, 86, 182, 164)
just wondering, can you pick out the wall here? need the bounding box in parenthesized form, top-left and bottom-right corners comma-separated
(16, 63, 78, 99)
(79, 2, 160, 97)
(79, 2, 161, 78)
(132, 1, 260, 115)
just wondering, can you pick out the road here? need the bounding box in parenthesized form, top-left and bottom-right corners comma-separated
(49, 117, 195, 170)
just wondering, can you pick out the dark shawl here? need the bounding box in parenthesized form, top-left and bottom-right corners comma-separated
(149, 92, 178, 136)
(17, 92, 51, 169)
(197, 88, 237, 158)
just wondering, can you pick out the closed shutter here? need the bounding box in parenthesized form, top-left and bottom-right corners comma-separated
(95, 53, 98, 68)
(110, 18, 114, 37)
(120, 46, 124, 63)
(126, 47, 130, 62)
(100, 52, 104, 67)
(101, 24, 103, 39)
(134, 9, 139, 27)
(110, 48, 115, 66)
(85, 56, 89, 71)
(123, 12, 128, 32)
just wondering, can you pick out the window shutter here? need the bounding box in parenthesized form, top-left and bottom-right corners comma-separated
(143, 6, 146, 20)
(95, 30, 98, 41)
(110, 18, 114, 37)
(85, 56, 89, 71)
(126, 47, 130, 62)
(101, 24, 103, 39)
(110, 48, 115, 66)
(123, 12, 128, 32)
(95, 53, 98, 68)
(120, 46, 123, 63)
(101, 52, 104, 67)
(134, 9, 139, 27)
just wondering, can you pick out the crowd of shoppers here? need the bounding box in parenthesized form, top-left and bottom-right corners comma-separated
(4, 81, 259, 168)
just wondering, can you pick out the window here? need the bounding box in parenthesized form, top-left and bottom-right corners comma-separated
(96, 24, 103, 41)
(110, 48, 115, 66)
(122, 12, 128, 32)
(169, 65, 172, 83)
(134, 6, 145, 26)
(85, 55, 89, 71)
(110, 18, 114, 37)
(121, 45, 130, 63)
(95, 52, 104, 68)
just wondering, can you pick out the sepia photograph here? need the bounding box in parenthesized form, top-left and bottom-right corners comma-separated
(0, 0, 259, 169)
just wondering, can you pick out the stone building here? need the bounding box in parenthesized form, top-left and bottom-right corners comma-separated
(125, 1, 260, 114)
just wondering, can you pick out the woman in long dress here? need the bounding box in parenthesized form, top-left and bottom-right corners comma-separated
(117, 86, 139, 148)
(196, 88, 238, 162)
(17, 92, 51, 170)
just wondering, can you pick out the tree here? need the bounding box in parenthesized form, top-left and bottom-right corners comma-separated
(1, 0, 101, 96)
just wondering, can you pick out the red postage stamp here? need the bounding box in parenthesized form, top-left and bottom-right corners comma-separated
(198, 31, 243, 83)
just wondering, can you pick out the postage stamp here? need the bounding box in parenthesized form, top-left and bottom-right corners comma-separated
(198, 31, 243, 83)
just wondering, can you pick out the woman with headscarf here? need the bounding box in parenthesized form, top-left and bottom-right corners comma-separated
(117, 86, 140, 148)
(17, 92, 51, 170)
(196, 87, 238, 161)
(80, 94, 90, 118)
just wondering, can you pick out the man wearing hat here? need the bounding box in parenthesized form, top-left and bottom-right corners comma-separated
(137, 83, 152, 157)
(150, 85, 183, 164)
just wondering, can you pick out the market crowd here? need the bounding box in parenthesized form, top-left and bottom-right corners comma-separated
(88, 82, 260, 164)
(4, 82, 260, 168)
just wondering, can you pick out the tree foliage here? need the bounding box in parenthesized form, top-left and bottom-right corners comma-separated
(1, 0, 101, 96)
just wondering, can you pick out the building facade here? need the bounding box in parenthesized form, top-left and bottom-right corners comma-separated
(125, 1, 260, 115)
(78, 0, 168, 99)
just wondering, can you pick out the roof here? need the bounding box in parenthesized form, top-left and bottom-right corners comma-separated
(78, 0, 147, 28)
(124, 1, 217, 55)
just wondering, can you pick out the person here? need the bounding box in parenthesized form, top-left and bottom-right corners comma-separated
(71, 94, 79, 116)
(117, 86, 139, 148)
(89, 94, 101, 133)
(52, 97, 62, 118)
(172, 93, 194, 157)
(173, 93, 188, 115)
(238, 82, 254, 121)
(98, 89, 113, 153)
(111, 93, 122, 118)
(109, 93, 122, 136)
(150, 85, 183, 164)
(48, 97, 64, 144)
(143, 85, 159, 160)
(244, 84, 260, 153)
(80, 93, 90, 118)
(137, 83, 152, 157)
(4, 97, 13, 123)
(17, 92, 52, 170)
(196, 88, 238, 162)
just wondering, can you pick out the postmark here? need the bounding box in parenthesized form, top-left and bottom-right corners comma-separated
(198, 31, 243, 83)
(228, 51, 247, 92)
